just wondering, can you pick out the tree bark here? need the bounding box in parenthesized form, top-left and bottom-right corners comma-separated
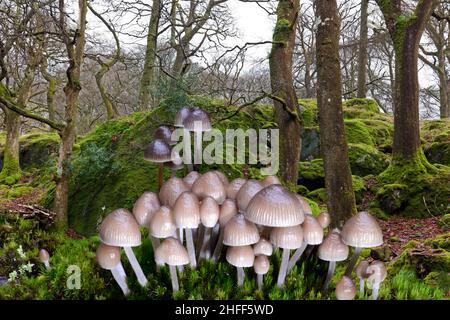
(41, 65, 57, 123)
(0, 109, 21, 183)
(269, 0, 302, 185)
(357, 0, 369, 98)
(316, 0, 356, 228)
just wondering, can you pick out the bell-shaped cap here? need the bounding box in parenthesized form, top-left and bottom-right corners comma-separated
(149, 206, 177, 239)
(223, 214, 260, 246)
(295, 194, 313, 216)
(356, 260, 370, 279)
(99, 208, 141, 247)
(39, 249, 50, 262)
(226, 245, 255, 268)
(270, 225, 304, 249)
(317, 212, 331, 229)
(172, 191, 200, 229)
(132, 191, 160, 227)
(96, 243, 121, 270)
(155, 237, 189, 266)
(366, 260, 387, 286)
(159, 177, 190, 207)
(262, 175, 281, 187)
(236, 179, 264, 212)
(341, 211, 383, 248)
(335, 276, 357, 300)
(212, 170, 229, 186)
(302, 214, 323, 245)
(174, 107, 192, 127)
(183, 108, 212, 132)
(226, 178, 247, 200)
(154, 125, 176, 145)
(245, 185, 305, 227)
(219, 199, 238, 227)
(254, 255, 270, 275)
(200, 196, 220, 228)
(144, 139, 172, 163)
(192, 171, 226, 204)
(253, 237, 273, 256)
(183, 171, 200, 188)
(318, 229, 349, 262)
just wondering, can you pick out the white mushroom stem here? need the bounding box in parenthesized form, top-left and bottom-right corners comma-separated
(150, 236, 161, 272)
(185, 228, 197, 268)
(43, 260, 50, 269)
(178, 228, 184, 244)
(123, 246, 148, 287)
(345, 247, 362, 277)
(212, 228, 225, 261)
(183, 129, 193, 172)
(210, 224, 220, 249)
(257, 274, 263, 290)
(237, 267, 245, 286)
(359, 277, 365, 295)
(372, 282, 381, 300)
(194, 131, 202, 165)
(287, 241, 308, 274)
(200, 227, 212, 259)
(169, 265, 179, 292)
(116, 261, 127, 280)
(111, 264, 130, 296)
(196, 225, 205, 254)
(322, 261, 336, 293)
(177, 265, 184, 273)
(277, 248, 290, 287)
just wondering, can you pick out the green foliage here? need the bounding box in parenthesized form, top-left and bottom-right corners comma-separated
(348, 143, 390, 176)
(390, 268, 444, 300)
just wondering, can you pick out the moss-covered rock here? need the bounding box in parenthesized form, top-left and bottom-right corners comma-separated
(299, 158, 324, 190)
(348, 143, 390, 176)
(438, 214, 450, 232)
(344, 119, 375, 146)
(421, 119, 450, 166)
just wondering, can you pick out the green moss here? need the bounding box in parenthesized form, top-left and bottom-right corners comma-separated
(344, 119, 375, 146)
(348, 143, 390, 176)
(5, 185, 34, 199)
(438, 214, 450, 232)
(307, 188, 327, 202)
(421, 119, 450, 166)
(0, 149, 22, 185)
(299, 159, 324, 190)
(343, 98, 380, 113)
(298, 99, 318, 127)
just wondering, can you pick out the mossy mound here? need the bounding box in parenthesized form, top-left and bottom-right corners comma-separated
(344, 119, 375, 146)
(421, 119, 450, 166)
(348, 143, 390, 176)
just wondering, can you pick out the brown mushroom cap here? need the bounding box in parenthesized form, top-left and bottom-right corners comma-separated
(341, 211, 383, 248)
(254, 255, 270, 275)
(144, 139, 172, 163)
(132, 191, 161, 227)
(99, 208, 142, 247)
(295, 194, 313, 216)
(356, 260, 370, 279)
(270, 225, 304, 249)
(219, 199, 238, 227)
(183, 171, 200, 188)
(245, 184, 305, 227)
(318, 229, 349, 262)
(183, 108, 212, 132)
(317, 212, 331, 229)
(236, 179, 264, 212)
(335, 276, 357, 300)
(96, 243, 121, 270)
(302, 214, 324, 245)
(159, 177, 190, 207)
(172, 191, 201, 229)
(200, 196, 220, 227)
(174, 107, 192, 127)
(192, 171, 226, 204)
(154, 125, 176, 145)
(223, 214, 260, 246)
(226, 178, 247, 200)
(366, 260, 387, 285)
(262, 175, 281, 187)
(155, 237, 189, 266)
(149, 206, 177, 238)
(253, 237, 273, 256)
(39, 249, 50, 262)
(226, 245, 255, 268)
(212, 170, 229, 186)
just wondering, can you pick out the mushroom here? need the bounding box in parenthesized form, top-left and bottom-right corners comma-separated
(366, 260, 387, 300)
(236, 179, 264, 213)
(254, 255, 270, 290)
(183, 171, 200, 188)
(294, 194, 313, 216)
(355, 260, 370, 295)
(212, 170, 229, 186)
(223, 213, 260, 247)
(174, 106, 192, 127)
(335, 276, 356, 300)
(155, 237, 189, 293)
(192, 171, 226, 205)
(154, 125, 176, 145)
(172, 191, 200, 268)
(182, 108, 212, 168)
(164, 159, 184, 177)
(318, 229, 349, 293)
(212, 199, 238, 261)
(226, 245, 255, 286)
(132, 191, 161, 254)
(99, 208, 148, 287)
(96, 243, 130, 296)
(341, 211, 383, 277)
(262, 175, 281, 187)
(253, 237, 273, 256)
(270, 225, 304, 287)
(317, 212, 331, 229)
(149, 206, 177, 269)
(174, 107, 193, 170)
(144, 139, 172, 188)
(226, 178, 247, 200)
(287, 214, 323, 273)
(199, 196, 220, 259)
(39, 249, 50, 269)
(159, 176, 190, 207)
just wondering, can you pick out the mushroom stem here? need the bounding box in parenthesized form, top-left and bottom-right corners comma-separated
(287, 241, 308, 274)
(111, 265, 131, 296)
(277, 248, 290, 287)
(345, 246, 362, 277)
(257, 274, 263, 290)
(169, 265, 179, 292)
(194, 130, 202, 166)
(185, 228, 197, 268)
(150, 236, 161, 272)
(183, 129, 193, 172)
(237, 267, 245, 286)
(158, 163, 164, 189)
(200, 227, 212, 259)
(212, 228, 224, 261)
(359, 278, 365, 295)
(123, 246, 148, 287)
(116, 261, 127, 280)
(44, 261, 50, 269)
(372, 282, 380, 300)
(303, 244, 314, 260)
(196, 224, 205, 254)
(322, 260, 336, 294)
(178, 228, 184, 244)
(177, 265, 184, 273)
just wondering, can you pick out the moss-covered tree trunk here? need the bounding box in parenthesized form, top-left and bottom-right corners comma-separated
(138, 0, 161, 110)
(316, 0, 356, 227)
(1, 109, 21, 183)
(357, 0, 369, 98)
(269, 0, 302, 184)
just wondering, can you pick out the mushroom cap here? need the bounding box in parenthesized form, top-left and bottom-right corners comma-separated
(270, 225, 304, 249)
(174, 107, 192, 127)
(335, 276, 357, 300)
(154, 125, 176, 145)
(212, 170, 229, 186)
(341, 211, 383, 248)
(318, 230, 349, 262)
(317, 212, 331, 229)
(262, 175, 281, 187)
(155, 237, 189, 266)
(295, 194, 313, 216)
(183, 108, 212, 132)
(226, 245, 255, 268)
(219, 199, 238, 227)
(144, 139, 172, 163)
(223, 214, 260, 246)
(236, 179, 264, 212)
(159, 177, 190, 207)
(96, 243, 121, 270)
(149, 206, 177, 238)
(254, 255, 270, 275)
(39, 249, 49, 262)
(172, 191, 200, 229)
(302, 214, 324, 245)
(366, 261, 387, 286)
(191, 171, 226, 204)
(132, 191, 161, 227)
(245, 185, 305, 227)
(200, 196, 220, 227)
(99, 208, 141, 247)
(356, 260, 370, 279)
(226, 178, 247, 200)
(183, 171, 200, 188)
(253, 237, 273, 256)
